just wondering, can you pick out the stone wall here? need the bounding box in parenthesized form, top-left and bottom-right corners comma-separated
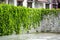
(36, 14, 60, 33)
(29, 14, 60, 33)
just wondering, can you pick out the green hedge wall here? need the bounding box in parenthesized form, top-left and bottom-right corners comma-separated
(0, 4, 60, 36)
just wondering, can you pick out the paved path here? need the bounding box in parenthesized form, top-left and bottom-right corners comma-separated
(0, 33, 60, 40)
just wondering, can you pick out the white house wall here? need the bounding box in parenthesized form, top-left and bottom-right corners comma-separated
(23, 0, 27, 7)
(14, 0, 17, 6)
(35, 2, 44, 8)
(5, 0, 17, 6)
(43, 2, 46, 9)
(32, 0, 35, 8)
(9, 0, 14, 5)
(5, 0, 8, 4)
(5, 0, 52, 9)
(49, 3, 52, 9)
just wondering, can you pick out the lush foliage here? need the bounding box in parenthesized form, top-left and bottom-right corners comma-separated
(0, 4, 60, 36)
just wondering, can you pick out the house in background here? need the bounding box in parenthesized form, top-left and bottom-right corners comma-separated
(0, 0, 60, 9)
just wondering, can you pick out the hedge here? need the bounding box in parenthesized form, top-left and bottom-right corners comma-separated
(0, 4, 60, 36)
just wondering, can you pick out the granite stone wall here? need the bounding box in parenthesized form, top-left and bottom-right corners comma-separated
(36, 14, 60, 33)
(29, 14, 60, 33)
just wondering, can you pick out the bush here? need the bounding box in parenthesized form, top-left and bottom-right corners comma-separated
(0, 4, 60, 36)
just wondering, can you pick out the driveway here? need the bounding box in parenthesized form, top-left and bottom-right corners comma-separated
(0, 33, 60, 40)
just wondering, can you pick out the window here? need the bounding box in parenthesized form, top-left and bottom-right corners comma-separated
(46, 4, 49, 9)
(52, 0, 58, 9)
(27, 2, 32, 8)
(53, 4, 56, 8)
(27, 0, 33, 2)
(0, 0, 4, 3)
(17, 1, 23, 6)
(58, 3, 60, 8)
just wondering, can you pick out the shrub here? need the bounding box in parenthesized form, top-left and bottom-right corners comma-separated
(0, 4, 60, 36)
